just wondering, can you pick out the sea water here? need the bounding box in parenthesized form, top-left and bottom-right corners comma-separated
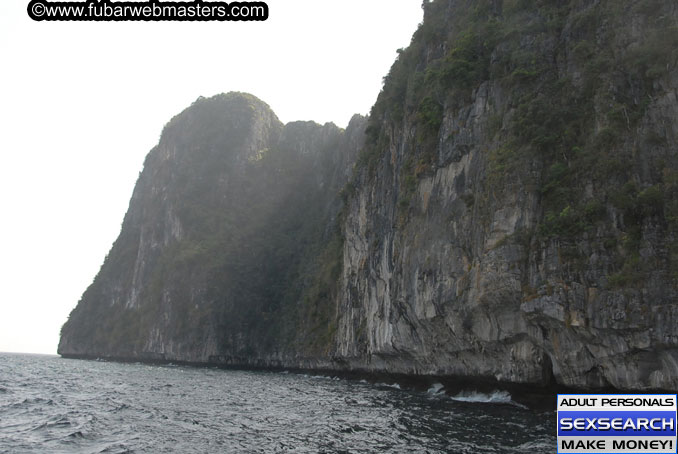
(0, 353, 555, 453)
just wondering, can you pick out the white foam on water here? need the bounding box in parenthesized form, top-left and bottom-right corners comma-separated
(377, 383, 401, 389)
(449, 390, 528, 409)
(427, 383, 445, 396)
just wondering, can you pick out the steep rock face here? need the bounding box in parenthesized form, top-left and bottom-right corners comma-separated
(61, 0, 678, 391)
(336, 0, 678, 389)
(59, 93, 367, 364)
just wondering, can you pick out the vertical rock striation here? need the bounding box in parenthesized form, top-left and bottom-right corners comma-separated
(59, 92, 367, 365)
(335, 0, 678, 389)
(60, 1, 678, 390)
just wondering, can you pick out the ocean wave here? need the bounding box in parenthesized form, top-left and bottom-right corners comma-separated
(0, 353, 555, 452)
(32, 415, 72, 431)
(449, 390, 528, 409)
(377, 382, 401, 389)
(427, 383, 445, 396)
(98, 443, 134, 453)
(445, 439, 502, 453)
(507, 437, 555, 452)
(13, 397, 55, 408)
(66, 430, 86, 439)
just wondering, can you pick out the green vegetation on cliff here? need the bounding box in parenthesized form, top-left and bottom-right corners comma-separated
(60, 94, 362, 360)
(358, 0, 678, 289)
(60, 1, 678, 390)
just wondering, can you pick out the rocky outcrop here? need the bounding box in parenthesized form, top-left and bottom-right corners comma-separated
(59, 92, 367, 365)
(60, 0, 678, 390)
(333, 0, 678, 389)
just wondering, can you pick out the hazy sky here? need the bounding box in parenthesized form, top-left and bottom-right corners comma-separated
(0, 0, 424, 354)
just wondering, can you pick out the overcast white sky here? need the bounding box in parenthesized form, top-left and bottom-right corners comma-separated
(0, 0, 423, 354)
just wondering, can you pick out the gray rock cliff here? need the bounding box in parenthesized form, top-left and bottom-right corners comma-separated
(60, 0, 678, 390)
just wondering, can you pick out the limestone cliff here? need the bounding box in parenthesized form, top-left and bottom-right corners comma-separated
(59, 92, 367, 365)
(334, 0, 678, 389)
(60, 0, 678, 390)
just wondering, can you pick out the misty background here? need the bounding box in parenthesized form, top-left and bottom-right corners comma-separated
(0, 0, 423, 354)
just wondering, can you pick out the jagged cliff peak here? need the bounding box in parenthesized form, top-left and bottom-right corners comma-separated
(165, 92, 279, 132)
(155, 92, 283, 165)
(60, 0, 678, 391)
(59, 93, 366, 362)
